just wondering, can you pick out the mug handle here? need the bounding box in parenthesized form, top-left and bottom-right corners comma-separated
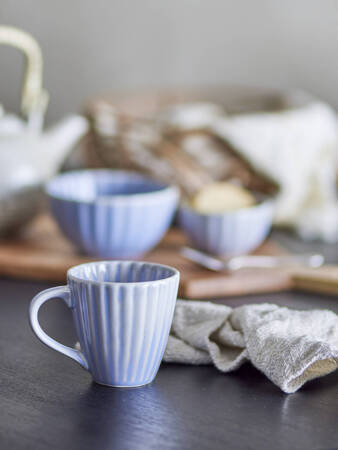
(29, 286, 88, 370)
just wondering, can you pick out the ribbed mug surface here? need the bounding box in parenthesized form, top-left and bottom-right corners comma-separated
(68, 261, 179, 387)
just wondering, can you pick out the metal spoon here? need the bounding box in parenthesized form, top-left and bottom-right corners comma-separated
(180, 246, 325, 272)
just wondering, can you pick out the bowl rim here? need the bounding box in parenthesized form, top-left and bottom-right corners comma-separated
(46, 169, 179, 205)
(179, 196, 275, 217)
(67, 260, 180, 286)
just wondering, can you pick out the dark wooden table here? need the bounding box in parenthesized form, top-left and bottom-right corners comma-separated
(1, 232, 338, 450)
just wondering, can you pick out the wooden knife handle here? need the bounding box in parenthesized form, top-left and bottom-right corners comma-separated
(291, 266, 338, 296)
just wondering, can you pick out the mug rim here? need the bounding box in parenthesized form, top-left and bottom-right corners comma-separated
(67, 260, 180, 286)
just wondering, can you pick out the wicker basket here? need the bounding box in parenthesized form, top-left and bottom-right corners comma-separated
(84, 86, 313, 197)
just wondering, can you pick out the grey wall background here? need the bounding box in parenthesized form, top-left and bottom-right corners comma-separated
(1, 0, 338, 124)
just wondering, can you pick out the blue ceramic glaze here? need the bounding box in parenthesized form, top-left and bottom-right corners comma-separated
(46, 170, 179, 258)
(29, 261, 180, 387)
(178, 199, 274, 255)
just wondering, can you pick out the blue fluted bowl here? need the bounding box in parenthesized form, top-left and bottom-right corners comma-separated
(46, 170, 179, 258)
(178, 199, 274, 256)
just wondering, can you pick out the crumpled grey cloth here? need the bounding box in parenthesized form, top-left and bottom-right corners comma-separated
(163, 300, 338, 393)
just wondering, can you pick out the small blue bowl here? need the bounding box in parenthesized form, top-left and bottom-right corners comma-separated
(178, 199, 274, 256)
(46, 170, 179, 258)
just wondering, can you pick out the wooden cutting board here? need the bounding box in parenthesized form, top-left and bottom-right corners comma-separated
(0, 214, 297, 298)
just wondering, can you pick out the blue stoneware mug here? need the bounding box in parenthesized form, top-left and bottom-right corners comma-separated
(29, 261, 180, 387)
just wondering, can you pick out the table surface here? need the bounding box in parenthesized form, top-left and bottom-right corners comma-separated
(1, 232, 338, 450)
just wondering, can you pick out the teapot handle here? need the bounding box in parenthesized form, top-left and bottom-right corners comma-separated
(0, 26, 48, 128)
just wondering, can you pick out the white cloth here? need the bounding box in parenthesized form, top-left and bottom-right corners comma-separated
(213, 102, 338, 242)
(164, 300, 338, 394)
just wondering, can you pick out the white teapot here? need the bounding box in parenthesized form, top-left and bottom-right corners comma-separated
(0, 26, 88, 235)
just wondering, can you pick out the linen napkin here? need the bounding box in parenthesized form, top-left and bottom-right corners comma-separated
(164, 300, 338, 393)
(213, 102, 338, 242)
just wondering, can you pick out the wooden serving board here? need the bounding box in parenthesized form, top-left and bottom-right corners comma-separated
(0, 214, 296, 299)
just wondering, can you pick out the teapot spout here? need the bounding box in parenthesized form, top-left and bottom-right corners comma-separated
(43, 115, 88, 176)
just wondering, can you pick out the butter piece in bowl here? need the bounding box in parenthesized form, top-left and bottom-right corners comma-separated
(179, 182, 274, 256)
(191, 182, 256, 213)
